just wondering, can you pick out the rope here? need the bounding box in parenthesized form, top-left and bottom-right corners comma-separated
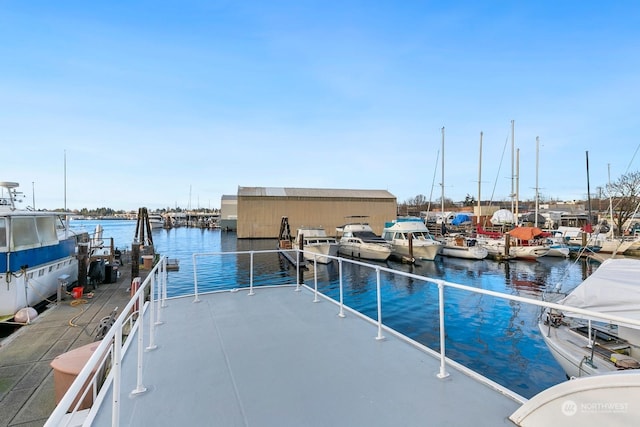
(68, 299, 89, 327)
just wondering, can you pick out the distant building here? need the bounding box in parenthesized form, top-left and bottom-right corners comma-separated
(219, 195, 238, 231)
(236, 187, 397, 239)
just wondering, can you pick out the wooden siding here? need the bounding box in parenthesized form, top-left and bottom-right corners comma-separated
(237, 195, 397, 239)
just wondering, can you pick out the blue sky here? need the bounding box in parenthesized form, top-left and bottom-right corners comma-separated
(1, 1, 639, 211)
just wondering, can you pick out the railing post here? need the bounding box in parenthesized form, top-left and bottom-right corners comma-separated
(437, 280, 450, 379)
(337, 258, 345, 318)
(147, 271, 158, 350)
(192, 253, 200, 303)
(312, 255, 319, 302)
(156, 258, 165, 324)
(112, 322, 122, 426)
(131, 290, 148, 395)
(375, 267, 384, 341)
(295, 250, 301, 292)
(161, 257, 168, 307)
(248, 251, 255, 295)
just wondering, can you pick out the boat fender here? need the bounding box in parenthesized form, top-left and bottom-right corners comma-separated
(14, 307, 38, 324)
(131, 277, 141, 313)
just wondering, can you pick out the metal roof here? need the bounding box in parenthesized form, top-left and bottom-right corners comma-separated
(238, 186, 396, 199)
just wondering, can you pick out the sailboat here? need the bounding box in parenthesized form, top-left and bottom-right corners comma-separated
(534, 137, 569, 258)
(475, 122, 549, 260)
(539, 258, 640, 378)
(437, 128, 488, 260)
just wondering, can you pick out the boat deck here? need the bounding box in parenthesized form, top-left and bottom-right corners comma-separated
(91, 285, 522, 426)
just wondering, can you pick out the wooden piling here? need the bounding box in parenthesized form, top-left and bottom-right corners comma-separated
(77, 242, 89, 290)
(131, 241, 140, 279)
(504, 234, 511, 257)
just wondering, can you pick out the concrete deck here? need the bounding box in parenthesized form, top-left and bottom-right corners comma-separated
(0, 263, 146, 427)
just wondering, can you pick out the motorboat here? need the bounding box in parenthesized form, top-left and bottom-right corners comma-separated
(477, 226, 550, 260)
(557, 226, 636, 255)
(336, 221, 391, 261)
(292, 226, 339, 264)
(381, 217, 442, 261)
(540, 258, 640, 378)
(543, 232, 571, 258)
(0, 182, 82, 321)
(148, 213, 164, 229)
(438, 234, 488, 260)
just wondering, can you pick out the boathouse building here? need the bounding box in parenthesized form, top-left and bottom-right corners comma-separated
(236, 187, 397, 239)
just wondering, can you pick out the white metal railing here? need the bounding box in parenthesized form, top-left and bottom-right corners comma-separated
(44, 248, 640, 425)
(44, 257, 168, 427)
(195, 248, 640, 385)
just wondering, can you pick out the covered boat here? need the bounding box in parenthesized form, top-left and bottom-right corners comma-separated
(490, 209, 516, 225)
(540, 258, 640, 378)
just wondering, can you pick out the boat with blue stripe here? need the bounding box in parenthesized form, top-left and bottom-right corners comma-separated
(0, 182, 81, 322)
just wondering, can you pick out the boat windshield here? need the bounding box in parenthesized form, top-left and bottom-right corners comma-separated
(412, 232, 429, 240)
(0, 218, 6, 248)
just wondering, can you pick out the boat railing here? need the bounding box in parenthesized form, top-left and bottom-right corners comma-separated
(44, 257, 168, 427)
(45, 249, 640, 426)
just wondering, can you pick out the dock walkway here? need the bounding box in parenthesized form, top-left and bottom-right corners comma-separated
(0, 263, 146, 427)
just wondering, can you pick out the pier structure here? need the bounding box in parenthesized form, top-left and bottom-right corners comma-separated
(0, 252, 148, 426)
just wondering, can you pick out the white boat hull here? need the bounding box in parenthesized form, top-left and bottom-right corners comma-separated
(538, 322, 612, 378)
(0, 256, 78, 319)
(338, 242, 391, 261)
(390, 241, 441, 261)
(544, 245, 570, 258)
(293, 227, 340, 264)
(296, 243, 339, 264)
(510, 245, 549, 259)
(478, 238, 549, 260)
(440, 245, 487, 260)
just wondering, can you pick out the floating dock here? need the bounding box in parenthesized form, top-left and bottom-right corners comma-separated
(0, 260, 146, 426)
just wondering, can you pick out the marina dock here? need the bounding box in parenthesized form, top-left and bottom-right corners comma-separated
(0, 261, 147, 427)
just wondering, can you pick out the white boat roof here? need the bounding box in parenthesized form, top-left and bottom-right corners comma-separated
(561, 258, 640, 324)
(89, 286, 522, 426)
(383, 217, 430, 232)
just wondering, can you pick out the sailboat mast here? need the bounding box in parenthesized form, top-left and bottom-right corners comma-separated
(608, 163, 614, 235)
(441, 127, 445, 226)
(426, 150, 440, 218)
(510, 120, 515, 214)
(586, 151, 593, 231)
(478, 131, 483, 221)
(515, 148, 520, 224)
(535, 137, 539, 228)
(64, 149, 67, 211)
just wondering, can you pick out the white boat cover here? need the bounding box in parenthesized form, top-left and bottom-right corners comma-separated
(490, 209, 515, 225)
(560, 258, 640, 325)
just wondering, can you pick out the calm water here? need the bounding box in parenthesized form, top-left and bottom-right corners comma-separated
(72, 219, 596, 399)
